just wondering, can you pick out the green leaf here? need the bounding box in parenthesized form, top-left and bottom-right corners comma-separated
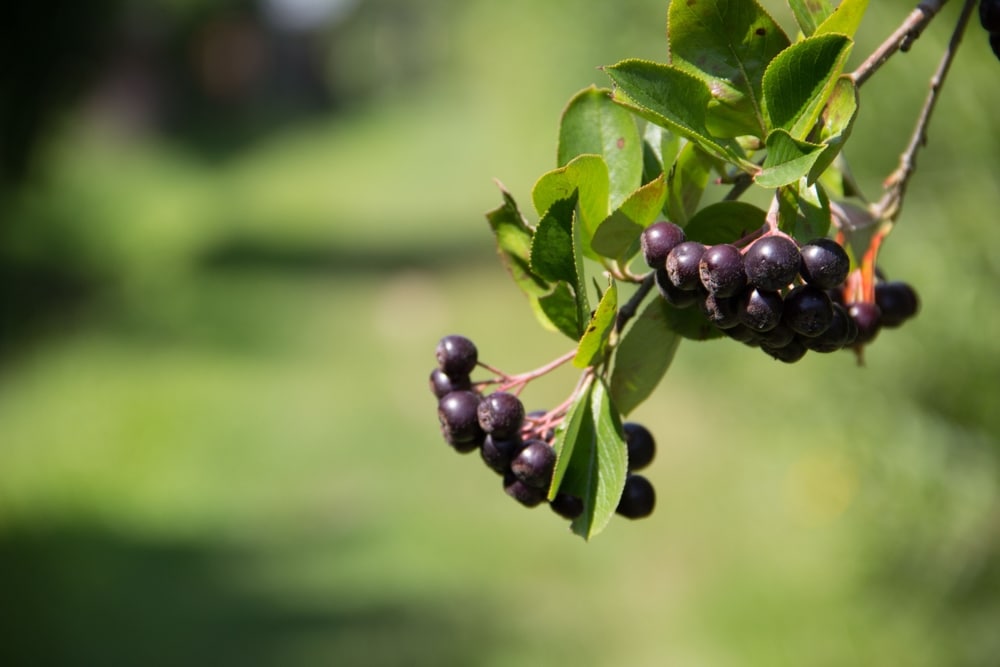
(664, 302, 725, 341)
(537, 282, 583, 340)
(559, 86, 643, 211)
(549, 378, 629, 540)
(777, 179, 832, 241)
(815, 0, 869, 38)
(787, 0, 834, 37)
(762, 33, 853, 139)
(604, 59, 752, 169)
(665, 142, 714, 225)
(574, 281, 618, 368)
(592, 175, 668, 262)
(682, 201, 767, 244)
(756, 129, 826, 188)
(808, 76, 858, 183)
(532, 155, 610, 258)
(485, 184, 549, 297)
(530, 195, 578, 285)
(610, 298, 681, 416)
(667, 0, 790, 139)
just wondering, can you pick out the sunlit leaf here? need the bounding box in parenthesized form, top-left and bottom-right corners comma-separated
(592, 175, 668, 262)
(533, 155, 610, 258)
(815, 0, 869, 38)
(574, 281, 618, 368)
(537, 282, 584, 340)
(486, 184, 549, 297)
(787, 0, 834, 36)
(757, 129, 826, 188)
(683, 201, 767, 244)
(665, 142, 715, 225)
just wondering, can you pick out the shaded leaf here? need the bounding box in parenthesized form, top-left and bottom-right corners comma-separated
(574, 281, 618, 368)
(665, 142, 715, 225)
(668, 0, 790, 138)
(537, 282, 583, 340)
(762, 33, 853, 139)
(559, 86, 643, 210)
(808, 76, 858, 183)
(788, 0, 834, 37)
(485, 184, 549, 297)
(778, 179, 832, 241)
(683, 201, 767, 244)
(533, 155, 610, 258)
(664, 302, 725, 341)
(592, 175, 668, 262)
(530, 195, 578, 284)
(610, 298, 681, 416)
(757, 129, 826, 188)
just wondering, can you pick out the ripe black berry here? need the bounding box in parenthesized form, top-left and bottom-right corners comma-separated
(641, 221, 686, 268)
(744, 235, 801, 291)
(783, 285, 834, 337)
(848, 302, 882, 345)
(511, 439, 557, 489)
(655, 267, 699, 308)
(429, 368, 471, 398)
(623, 422, 655, 471)
(477, 391, 525, 439)
(982, 0, 1000, 32)
(616, 474, 655, 519)
(803, 303, 854, 352)
(757, 321, 796, 348)
(875, 281, 919, 327)
(761, 337, 808, 363)
(504, 470, 547, 507)
(701, 292, 742, 329)
(435, 335, 478, 377)
(550, 492, 584, 520)
(738, 288, 784, 332)
(437, 390, 484, 450)
(666, 241, 707, 291)
(799, 239, 850, 289)
(480, 435, 525, 475)
(699, 244, 747, 296)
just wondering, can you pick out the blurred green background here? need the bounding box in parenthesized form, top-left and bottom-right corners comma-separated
(1, 1, 999, 665)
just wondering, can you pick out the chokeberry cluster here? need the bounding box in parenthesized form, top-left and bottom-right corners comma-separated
(982, 0, 1000, 60)
(431, 335, 657, 522)
(641, 221, 919, 363)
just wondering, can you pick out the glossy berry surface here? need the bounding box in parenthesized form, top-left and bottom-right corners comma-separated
(762, 337, 808, 363)
(849, 302, 882, 345)
(623, 422, 655, 471)
(799, 239, 850, 289)
(783, 285, 834, 337)
(480, 435, 525, 475)
(435, 335, 478, 377)
(437, 390, 484, 447)
(803, 303, 854, 352)
(982, 0, 1000, 32)
(699, 244, 747, 296)
(511, 439, 557, 489)
(477, 391, 525, 439)
(641, 221, 686, 268)
(666, 241, 707, 291)
(503, 470, 547, 507)
(616, 474, 655, 519)
(429, 368, 471, 398)
(550, 492, 584, 520)
(875, 281, 919, 327)
(744, 235, 801, 291)
(655, 267, 699, 308)
(739, 288, 784, 332)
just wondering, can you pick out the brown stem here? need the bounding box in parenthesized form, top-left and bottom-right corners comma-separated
(850, 0, 950, 88)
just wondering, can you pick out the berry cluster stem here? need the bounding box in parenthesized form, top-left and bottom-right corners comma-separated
(477, 348, 578, 395)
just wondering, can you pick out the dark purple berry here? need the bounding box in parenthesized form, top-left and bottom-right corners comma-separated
(666, 241, 707, 291)
(799, 239, 850, 289)
(655, 267, 699, 308)
(437, 390, 484, 450)
(435, 335, 478, 377)
(723, 323, 760, 346)
(429, 368, 471, 398)
(616, 474, 655, 519)
(699, 244, 747, 297)
(503, 470, 546, 507)
(761, 337, 808, 363)
(990, 32, 1000, 60)
(738, 288, 784, 332)
(744, 235, 801, 291)
(477, 391, 525, 439)
(480, 434, 525, 475)
(982, 0, 1000, 32)
(623, 422, 655, 471)
(875, 281, 919, 327)
(701, 292, 742, 329)
(511, 439, 557, 489)
(783, 285, 834, 337)
(803, 303, 853, 353)
(550, 492, 584, 520)
(641, 221, 686, 268)
(848, 302, 882, 345)
(758, 321, 796, 348)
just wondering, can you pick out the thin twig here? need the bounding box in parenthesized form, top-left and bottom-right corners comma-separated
(850, 0, 950, 88)
(872, 0, 977, 222)
(614, 271, 655, 333)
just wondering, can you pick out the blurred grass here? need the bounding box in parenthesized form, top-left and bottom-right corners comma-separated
(2, 1, 1000, 665)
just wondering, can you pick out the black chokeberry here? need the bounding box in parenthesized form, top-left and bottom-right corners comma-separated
(803, 303, 854, 352)
(701, 292, 742, 329)
(436, 335, 478, 377)
(783, 285, 834, 337)
(739, 288, 784, 332)
(477, 391, 525, 439)
(616, 474, 655, 519)
(641, 221, 686, 268)
(981, 0, 1000, 32)
(429, 368, 471, 398)
(875, 281, 919, 327)
(666, 241, 707, 291)
(503, 470, 547, 507)
(761, 337, 808, 363)
(438, 390, 484, 450)
(699, 244, 747, 297)
(655, 267, 699, 308)
(744, 235, 801, 291)
(511, 439, 557, 489)
(758, 321, 796, 348)
(480, 435, 525, 475)
(623, 422, 655, 471)
(550, 492, 584, 520)
(799, 239, 850, 290)
(848, 302, 882, 345)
